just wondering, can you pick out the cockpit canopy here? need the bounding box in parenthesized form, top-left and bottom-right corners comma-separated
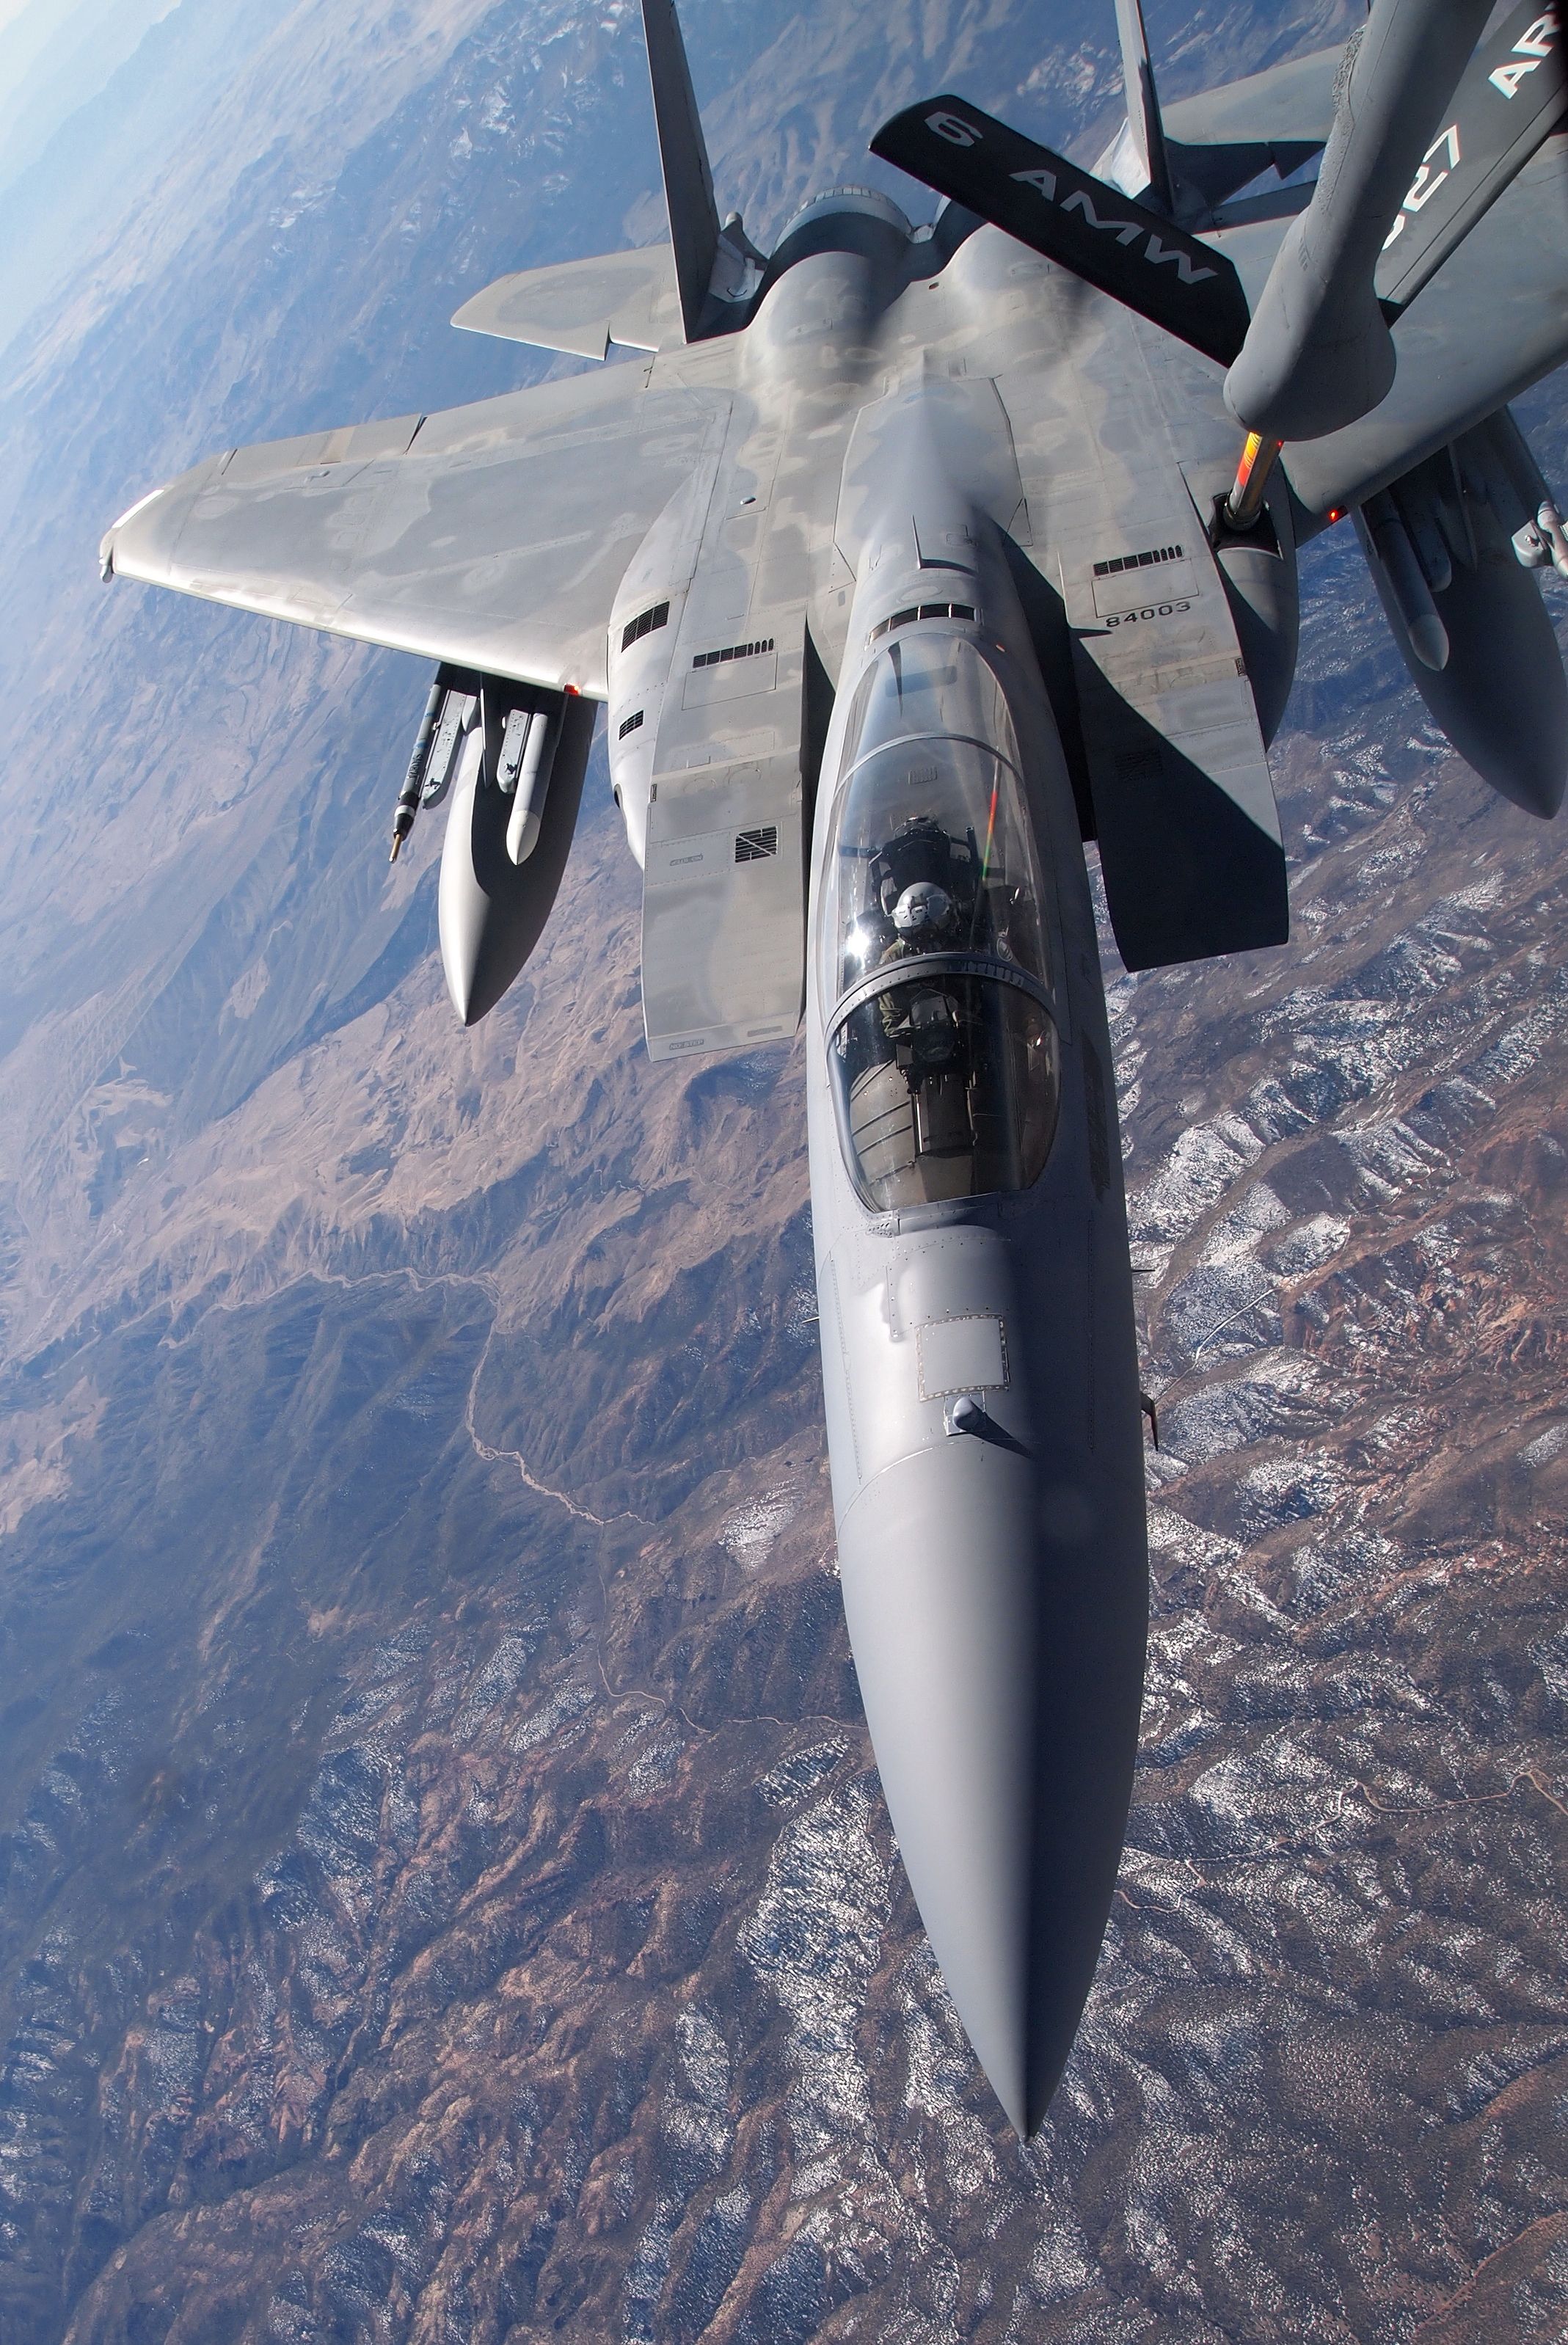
(823, 634, 1060, 1211)
(822, 635, 1051, 1001)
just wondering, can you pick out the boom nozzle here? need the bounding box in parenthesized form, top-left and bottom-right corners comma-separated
(1219, 431, 1283, 535)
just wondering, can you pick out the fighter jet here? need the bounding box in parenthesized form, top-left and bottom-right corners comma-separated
(99, 0, 1567, 2137)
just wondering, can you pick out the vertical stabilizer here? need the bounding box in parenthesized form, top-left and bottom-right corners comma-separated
(1113, 0, 1173, 212)
(640, 0, 721, 341)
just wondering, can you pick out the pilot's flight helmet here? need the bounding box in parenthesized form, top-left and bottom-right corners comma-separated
(892, 880, 954, 938)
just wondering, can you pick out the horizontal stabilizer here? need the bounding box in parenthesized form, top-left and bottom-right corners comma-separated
(1087, 693, 1290, 969)
(1161, 43, 1342, 148)
(453, 247, 682, 359)
(871, 96, 1252, 366)
(1376, 0, 1567, 313)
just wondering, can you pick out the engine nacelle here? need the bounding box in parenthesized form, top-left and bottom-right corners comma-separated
(606, 586, 685, 867)
(605, 462, 721, 864)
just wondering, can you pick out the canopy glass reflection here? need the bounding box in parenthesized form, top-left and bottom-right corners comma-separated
(823, 633, 1060, 1209)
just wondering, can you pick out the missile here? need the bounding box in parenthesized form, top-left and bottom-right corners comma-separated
(1471, 406, 1568, 581)
(1360, 489, 1448, 671)
(420, 685, 474, 807)
(1224, 0, 1494, 442)
(388, 679, 445, 861)
(388, 672, 478, 859)
(1535, 502, 1568, 580)
(495, 704, 557, 865)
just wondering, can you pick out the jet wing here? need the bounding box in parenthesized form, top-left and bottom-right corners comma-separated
(997, 334, 1288, 970)
(101, 362, 733, 698)
(1159, 45, 1342, 147)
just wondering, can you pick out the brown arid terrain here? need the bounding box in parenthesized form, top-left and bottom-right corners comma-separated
(0, 1, 1564, 2339)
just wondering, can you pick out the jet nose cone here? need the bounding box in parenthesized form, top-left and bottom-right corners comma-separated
(836, 1434, 1145, 2139)
(838, 1440, 1039, 2133)
(841, 1440, 1039, 2130)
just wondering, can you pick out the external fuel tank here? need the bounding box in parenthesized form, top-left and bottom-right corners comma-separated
(437, 686, 597, 1024)
(1355, 417, 1568, 820)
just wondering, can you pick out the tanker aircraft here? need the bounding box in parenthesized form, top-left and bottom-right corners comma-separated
(100, 0, 1568, 2135)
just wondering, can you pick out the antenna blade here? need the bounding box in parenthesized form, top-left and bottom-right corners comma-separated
(1113, 0, 1173, 211)
(639, 0, 721, 341)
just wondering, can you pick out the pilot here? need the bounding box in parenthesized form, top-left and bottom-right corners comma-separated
(882, 879, 957, 962)
(878, 880, 959, 1040)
